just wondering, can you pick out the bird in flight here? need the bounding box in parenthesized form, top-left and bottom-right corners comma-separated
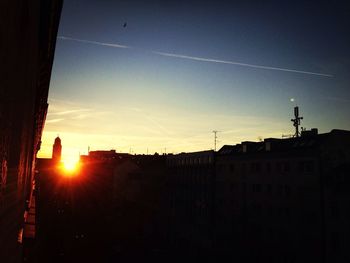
(123, 22, 127, 28)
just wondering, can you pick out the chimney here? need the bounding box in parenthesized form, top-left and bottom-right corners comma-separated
(301, 128, 318, 137)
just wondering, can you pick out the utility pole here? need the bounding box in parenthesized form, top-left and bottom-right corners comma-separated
(212, 130, 220, 151)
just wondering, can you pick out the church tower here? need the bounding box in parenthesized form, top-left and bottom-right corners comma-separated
(52, 136, 62, 163)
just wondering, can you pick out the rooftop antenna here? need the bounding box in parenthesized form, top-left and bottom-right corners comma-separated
(212, 130, 220, 151)
(291, 106, 303, 137)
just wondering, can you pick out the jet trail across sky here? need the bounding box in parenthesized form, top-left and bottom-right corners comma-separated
(152, 51, 333, 77)
(58, 36, 130, 49)
(58, 36, 333, 77)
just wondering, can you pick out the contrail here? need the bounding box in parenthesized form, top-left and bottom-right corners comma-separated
(152, 51, 333, 77)
(58, 36, 130, 49)
(58, 36, 332, 77)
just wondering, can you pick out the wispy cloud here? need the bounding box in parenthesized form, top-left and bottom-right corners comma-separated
(122, 107, 173, 136)
(46, 118, 65, 123)
(71, 114, 90, 120)
(58, 35, 333, 77)
(50, 109, 91, 116)
(44, 99, 113, 133)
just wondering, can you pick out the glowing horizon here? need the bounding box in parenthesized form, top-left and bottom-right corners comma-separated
(37, 98, 295, 160)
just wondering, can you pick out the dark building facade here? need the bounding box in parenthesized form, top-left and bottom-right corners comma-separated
(35, 130, 350, 262)
(36, 150, 168, 262)
(165, 129, 350, 263)
(0, 1, 62, 262)
(166, 151, 215, 256)
(111, 154, 168, 260)
(214, 129, 350, 263)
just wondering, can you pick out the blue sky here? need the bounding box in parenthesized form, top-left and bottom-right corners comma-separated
(39, 0, 350, 160)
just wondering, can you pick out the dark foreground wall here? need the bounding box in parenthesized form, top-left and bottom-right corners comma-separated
(0, 1, 62, 262)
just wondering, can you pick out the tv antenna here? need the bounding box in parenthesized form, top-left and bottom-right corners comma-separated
(212, 130, 220, 151)
(291, 106, 303, 137)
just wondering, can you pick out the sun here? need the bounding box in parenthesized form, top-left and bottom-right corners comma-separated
(63, 159, 78, 171)
(61, 157, 80, 175)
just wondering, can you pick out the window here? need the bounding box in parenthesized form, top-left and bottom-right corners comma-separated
(277, 184, 283, 195)
(299, 160, 315, 173)
(330, 205, 339, 219)
(267, 206, 273, 216)
(331, 232, 340, 252)
(1, 159, 7, 190)
(266, 162, 271, 173)
(283, 162, 290, 172)
(256, 163, 261, 172)
(306, 161, 314, 173)
(230, 182, 237, 192)
(266, 184, 272, 194)
(284, 185, 291, 196)
(265, 142, 271, 151)
(252, 203, 262, 216)
(276, 162, 282, 172)
(284, 207, 290, 216)
(251, 162, 261, 173)
(217, 164, 223, 173)
(252, 183, 262, 193)
(241, 163, 247, 177)
(256, 184, 262, 193)
(241, 182, 247, 192)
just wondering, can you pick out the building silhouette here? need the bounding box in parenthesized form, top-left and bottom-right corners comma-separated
(165, 129, 350, 263)
(0, 1, 62, 262)
(166, 151, 215, 254)
(52, 136, 62, 163)
(36, 150, 167, 262)
(34, 129, 350, 262)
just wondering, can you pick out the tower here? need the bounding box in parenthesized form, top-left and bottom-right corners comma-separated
(291, 106, 303, 137)
(212, 130, 220, 151)
(52, 136, 62, 162)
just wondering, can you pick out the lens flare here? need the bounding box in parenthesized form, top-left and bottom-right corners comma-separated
(61, 157, 80, 176)
(63, 159, 78, 171)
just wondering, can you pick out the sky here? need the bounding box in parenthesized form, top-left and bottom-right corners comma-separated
(38, 0, 350, 162)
